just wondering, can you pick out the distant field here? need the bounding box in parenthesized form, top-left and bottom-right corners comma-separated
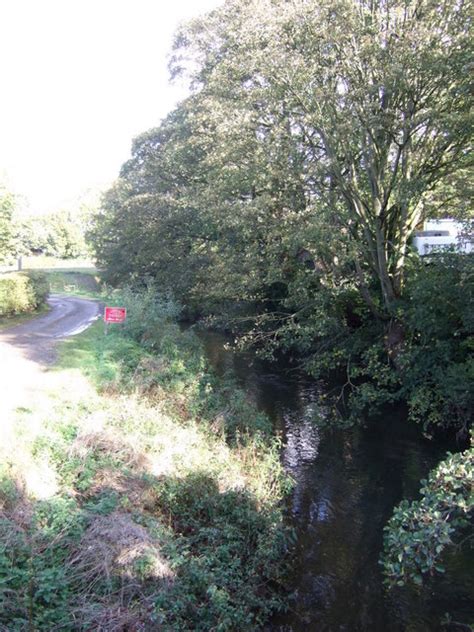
(0, 256, 97, 273)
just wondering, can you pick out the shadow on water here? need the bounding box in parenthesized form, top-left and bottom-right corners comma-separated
(197, 329, 474, 632)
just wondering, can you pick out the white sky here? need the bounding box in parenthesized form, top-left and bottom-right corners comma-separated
(0, 0, 222, 214)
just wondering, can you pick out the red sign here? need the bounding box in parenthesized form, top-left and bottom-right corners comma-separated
(104, 307, 127, 323)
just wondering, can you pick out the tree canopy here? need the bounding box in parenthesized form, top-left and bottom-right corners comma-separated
(93, 0, 472, 321)
(170, 0, 472, 314)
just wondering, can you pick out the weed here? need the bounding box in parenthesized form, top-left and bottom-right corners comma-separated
(0, 285, 291, 630)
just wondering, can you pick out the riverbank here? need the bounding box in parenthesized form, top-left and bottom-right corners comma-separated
(198, 330, 474, 631)
(0, 284, 291, 630)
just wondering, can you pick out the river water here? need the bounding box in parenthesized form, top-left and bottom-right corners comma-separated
(199, 331, 474, 632)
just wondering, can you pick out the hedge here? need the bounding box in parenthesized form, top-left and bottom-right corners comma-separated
(0, 271, 49, 317)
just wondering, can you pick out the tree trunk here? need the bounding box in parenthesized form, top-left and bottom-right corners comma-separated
(374, 218, 397, 312)
(385, 318, 405, 370)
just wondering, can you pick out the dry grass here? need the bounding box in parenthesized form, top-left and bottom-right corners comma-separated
(70, 512, 173, 583)
(69, 429, 150, 472)
(64, 509, 175, 628)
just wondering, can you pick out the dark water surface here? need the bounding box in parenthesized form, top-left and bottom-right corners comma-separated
(198, 330, 474, 632)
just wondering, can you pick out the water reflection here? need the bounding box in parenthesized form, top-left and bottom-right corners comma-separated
(283, 412, 320, 468)
(197, 330, 474, 631)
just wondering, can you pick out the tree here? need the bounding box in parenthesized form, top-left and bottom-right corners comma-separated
(90, 101, 219, 301)
(0, 183, 18, 263)
(172, 0, 473, 317)
(91, 0, 473, 364)
(19, 208, 91, 260)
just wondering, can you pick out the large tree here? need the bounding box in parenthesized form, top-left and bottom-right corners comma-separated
(172, 0, 473, 316)
(91, 101, 221, 302)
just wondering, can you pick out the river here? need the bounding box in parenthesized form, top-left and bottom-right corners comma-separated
(198, 330, 474, 632)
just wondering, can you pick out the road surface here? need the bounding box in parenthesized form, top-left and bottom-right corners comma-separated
(0, 295, 101, 419)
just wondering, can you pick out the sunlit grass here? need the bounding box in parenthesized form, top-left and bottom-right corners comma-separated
(45, 270, 102, 298)
(0, 256, 97, 274)
(0, 293, 290, 630)
(23, 255, 97, 271)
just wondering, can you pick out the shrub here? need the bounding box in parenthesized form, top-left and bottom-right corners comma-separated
(381, 446, 474, 587)
(24, 271, 49, 308)
(152, 472, 288, 630)
(399, 254, 474, 434)
(0, 271, 49, 317)
(310, 254, 474, 435)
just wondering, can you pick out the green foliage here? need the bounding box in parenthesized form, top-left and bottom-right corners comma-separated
(153, 472, 288, 630)
(87, 0, 472, 438)
(0, 183, 18, 263)
(1, 186, 92, 264)
(298, 254, 473, 435)
(88, 106, 222, 312)
(25, 270, 50, 307)
(399, 255, 474, 433)
(118, 282, 183, 350)
(194, 374, 273, 440)
(107, 284, 275, 441)
(127, 0, 471, 316)
(382, 447, 474, 587)
(1, 283, 291, 630)
(0, 496, 86, 630)
(19, 209, 91, 260)
(54, 2, 474, 616)
(0, 271, 49, 317)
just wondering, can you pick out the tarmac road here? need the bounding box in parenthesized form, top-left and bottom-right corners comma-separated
(0, 295, 101, 364)
(0, 295, 101, 419)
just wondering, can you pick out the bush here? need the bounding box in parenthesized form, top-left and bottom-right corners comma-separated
(399, 254, 474, 434)
(381, 446, 474, 587)
(310, 254, 474, 435)
(0, 271, 49, 317)
(24, 271, 49, 308)
(153, 472, 288, 630)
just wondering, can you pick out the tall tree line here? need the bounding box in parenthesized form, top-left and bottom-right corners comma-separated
(92, 0, 471, 315)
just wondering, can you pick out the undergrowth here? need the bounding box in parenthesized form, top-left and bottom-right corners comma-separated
(0, 284, 292, 631)
(382, 446, 474, 588)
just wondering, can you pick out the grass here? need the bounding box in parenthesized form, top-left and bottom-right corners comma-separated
(0, 284, 291, 631)
(1, 255, 97, 273)
(46, 270, 102, 299)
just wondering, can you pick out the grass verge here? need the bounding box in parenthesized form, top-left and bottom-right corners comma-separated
(1, 256, 96, 272)
(45, 270, 101, 299)
(0, 285, 292, 631)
